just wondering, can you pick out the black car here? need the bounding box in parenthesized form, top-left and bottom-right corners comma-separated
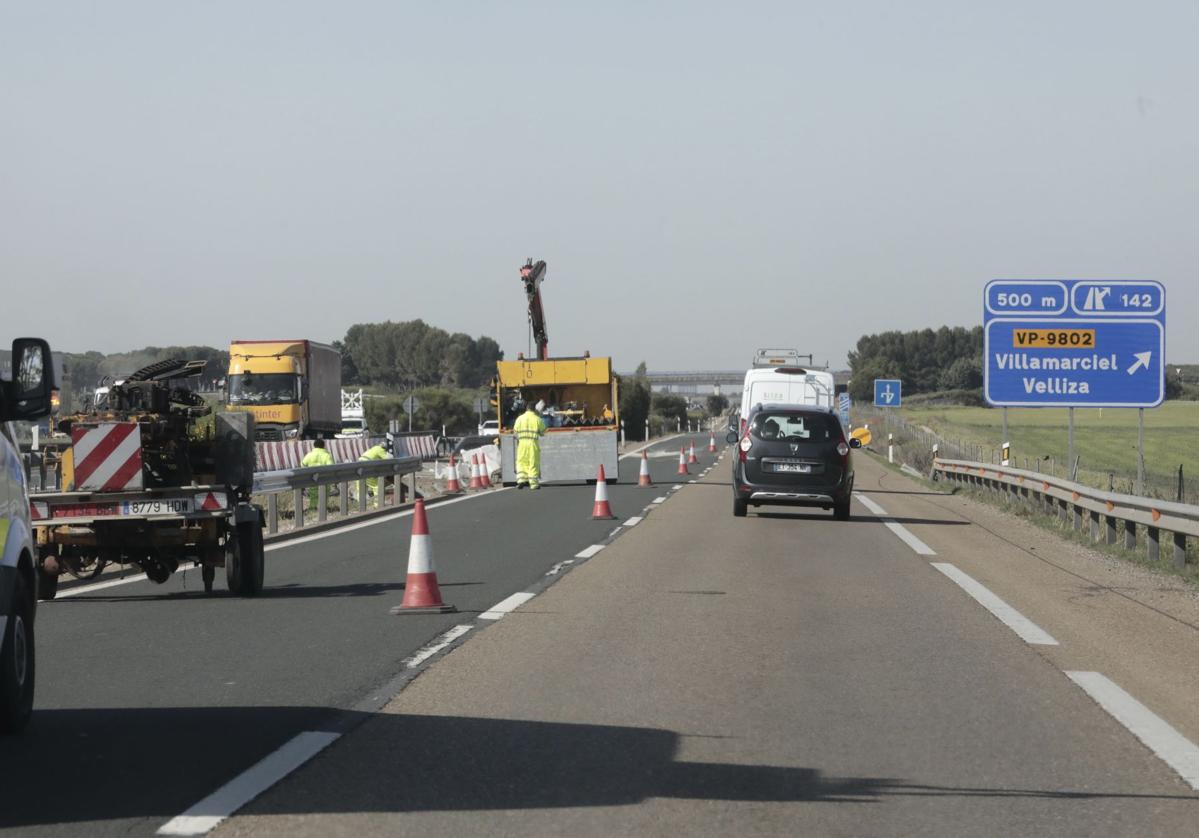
(727, 404, 860, 519)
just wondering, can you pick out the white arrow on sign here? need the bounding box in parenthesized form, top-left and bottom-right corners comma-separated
(1126, 351, 1152, 375)
(883, 385, 895, 403)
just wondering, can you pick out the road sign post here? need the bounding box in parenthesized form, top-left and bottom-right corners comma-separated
(403, 395, 421, 433)
(873, 379, 902, 409)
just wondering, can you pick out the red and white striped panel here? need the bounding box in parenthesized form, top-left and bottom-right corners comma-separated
(393, 435, 438, 460)
(254, 439, 373, 472)
(328, 439, 371, 462)
(71, 423, 144, 492)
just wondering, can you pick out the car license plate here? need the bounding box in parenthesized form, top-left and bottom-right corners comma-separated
(773, 463, 811, 474)
(121, 498, 194, 515)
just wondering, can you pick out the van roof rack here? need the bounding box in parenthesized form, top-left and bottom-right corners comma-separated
(753, 349, 816, 368)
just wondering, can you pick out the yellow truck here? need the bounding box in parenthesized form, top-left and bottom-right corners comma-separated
(226, 340, 341, 441)
(494, 353, 620, 484)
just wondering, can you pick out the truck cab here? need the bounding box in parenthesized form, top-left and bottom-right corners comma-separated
(1, 337, 55, 733)
(226, 340, 341, 441)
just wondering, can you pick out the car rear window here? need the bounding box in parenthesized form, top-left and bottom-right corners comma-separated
(750, 412, 839, 442)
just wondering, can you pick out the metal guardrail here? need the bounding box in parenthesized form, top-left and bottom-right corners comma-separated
(252, 455, 423, 534)
(933, 457, 1199, 568)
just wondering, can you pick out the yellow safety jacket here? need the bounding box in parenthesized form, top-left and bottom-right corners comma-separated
(301, 447, 335, 468)
(358, 444, 390, 495)
(513, 409, 547, 484)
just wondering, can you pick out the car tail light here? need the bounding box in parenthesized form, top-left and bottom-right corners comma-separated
(836, 442, 850, 457)
(739, 434, 751, 462)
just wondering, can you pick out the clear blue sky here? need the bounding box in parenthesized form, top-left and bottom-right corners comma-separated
(3, 1, 1196, 370)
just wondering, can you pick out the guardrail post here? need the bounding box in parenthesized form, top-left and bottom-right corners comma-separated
(358, 478, 367, 513)
(1072, 504, 1083, 532)
(1147, 527, 1160, 562)
(1174, 532, 1187, 569)
(318, 485, 328, 523)
(294, 488, 305, 529)
(340, 481, 349, 516)
(267, 494, 279, 535)
(1104, 515, 1117, 545)
(1124, 520, 1137, 550)
(1057, 498, 1068, 525)
(1089, 509, 1100, 541)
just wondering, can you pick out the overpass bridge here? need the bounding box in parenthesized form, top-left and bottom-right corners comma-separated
(621, 368, 851, 398)
(620, 370, 745, 396)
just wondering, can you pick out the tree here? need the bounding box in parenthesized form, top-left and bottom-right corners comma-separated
(1165, 368, 1183, 400)
(650, 393, 688, 429)
(938, 356, 982, 391)
(621, 379, 651, 440)
(342, 321, 503, 391)
(848, 325, 983, 398)
(706, 394, 729, 416)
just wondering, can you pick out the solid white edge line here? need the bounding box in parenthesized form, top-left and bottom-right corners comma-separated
(575, 544, 605, 559)
(1067, 671, 1199, 790)
(854, 492, 937, 556)
(478, 591, 536, 620)
(266, 489, 510, 552)
(931, 563, 1059, 646)
(157, 730, 340, 836)
(652, 497, 667, 504)
(618, 434, 688, 460)
(406, 625, 473, 668)
(54, 573, 149, 599)
(623, 516, 643, 527)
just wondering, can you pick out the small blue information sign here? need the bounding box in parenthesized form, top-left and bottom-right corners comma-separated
(873, 379, 901, 408)
(984, 280, 1165, 408)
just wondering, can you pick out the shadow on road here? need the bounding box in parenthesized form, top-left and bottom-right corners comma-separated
(857, 488, 954, 497)
(4, 708, 1194, 830)
(53, 580, 485, 604)
(752, 512, 968, 526)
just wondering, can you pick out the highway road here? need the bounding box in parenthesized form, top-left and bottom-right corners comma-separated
(8, 438, 1199, 836)
(216, 449, 1199, 837)
(0, 436, 704, 837)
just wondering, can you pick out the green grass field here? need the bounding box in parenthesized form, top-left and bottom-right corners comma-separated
(862, 402, 1199, 502)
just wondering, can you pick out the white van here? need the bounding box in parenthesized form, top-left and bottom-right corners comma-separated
(737, 366, 836, 431)
(1, 337, 55, 733)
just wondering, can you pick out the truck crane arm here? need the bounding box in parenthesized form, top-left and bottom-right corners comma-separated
(520, 258, 549, 361)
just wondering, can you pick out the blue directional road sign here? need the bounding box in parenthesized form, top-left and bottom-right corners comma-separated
(873, 379, 901, 408)
(984, 280, 1165, 407)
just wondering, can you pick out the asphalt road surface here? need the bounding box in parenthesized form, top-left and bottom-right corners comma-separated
(0, 435, 705, 837)
(9, 439, 1199, 836)
(217, 450, 1199, 837)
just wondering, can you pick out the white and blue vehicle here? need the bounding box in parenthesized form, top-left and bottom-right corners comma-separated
(1, 338, 55, 733)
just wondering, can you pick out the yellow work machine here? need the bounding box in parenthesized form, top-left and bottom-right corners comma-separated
(493, 259, 620, 484)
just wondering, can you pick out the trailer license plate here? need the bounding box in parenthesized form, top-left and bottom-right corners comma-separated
(122, 499, 194, 515)
(773, 463, 811, 473)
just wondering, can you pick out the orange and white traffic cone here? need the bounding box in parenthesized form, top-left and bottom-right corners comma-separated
(678, 448, 689, 476)
(688, 442, 698, 464)
(479, 453, 493, 489)
(390, 499, 456, 615)
(708, 433, 717, 453)
(638, 450, 653, 486)
(468, 454, 484, 490)
(444, 454, 462, 494)
(592, 465, 616, 519)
